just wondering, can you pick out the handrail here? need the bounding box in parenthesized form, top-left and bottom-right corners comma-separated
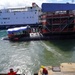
(61, 17, 74, 32)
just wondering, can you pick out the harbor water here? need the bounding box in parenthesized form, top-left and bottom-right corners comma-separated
(0, 30, 75, 75)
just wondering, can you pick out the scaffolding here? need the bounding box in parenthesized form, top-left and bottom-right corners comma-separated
(41, 13, 75, 33)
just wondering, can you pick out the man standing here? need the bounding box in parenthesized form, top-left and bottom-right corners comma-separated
(8, 68, 19, 75)
(41, 66, 48, 75)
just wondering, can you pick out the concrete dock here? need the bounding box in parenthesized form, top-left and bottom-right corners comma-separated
(38, 63, 75, 75)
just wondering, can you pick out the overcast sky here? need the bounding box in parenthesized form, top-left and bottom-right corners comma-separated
(0, 0, 73, 9)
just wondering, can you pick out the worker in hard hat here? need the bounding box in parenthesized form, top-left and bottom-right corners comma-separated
(41, 66, 48, 75)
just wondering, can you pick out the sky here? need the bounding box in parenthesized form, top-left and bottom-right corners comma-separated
(0, 0, 74, 9)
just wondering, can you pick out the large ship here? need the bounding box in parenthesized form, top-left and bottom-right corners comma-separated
(0, 3, 42, 29)
(40, 3, 75, 39)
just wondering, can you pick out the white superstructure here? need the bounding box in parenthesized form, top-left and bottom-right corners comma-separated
(0, 3, 42, 29)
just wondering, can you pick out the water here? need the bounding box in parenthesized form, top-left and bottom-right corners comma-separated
(0, 30, 75, 75)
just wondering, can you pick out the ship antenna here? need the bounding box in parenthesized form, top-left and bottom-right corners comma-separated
(72, 0, 74, 3)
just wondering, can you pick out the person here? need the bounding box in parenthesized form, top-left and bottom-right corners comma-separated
(41, 66, 48, 75)
(8, 68, 19, 75)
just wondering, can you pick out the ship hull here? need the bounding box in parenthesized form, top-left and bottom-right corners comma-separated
(3, 32, 75, 41)
(42, 32, 75, 40)
(0, 23, 41, 30)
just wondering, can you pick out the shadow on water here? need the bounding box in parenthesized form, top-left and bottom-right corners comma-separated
(40, 39, 75, 66)
(48, 39, 75, 52)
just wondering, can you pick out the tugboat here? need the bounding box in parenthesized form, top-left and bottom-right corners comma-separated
(7, 25, 31, 41)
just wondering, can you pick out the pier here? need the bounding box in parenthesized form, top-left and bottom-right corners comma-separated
(37, 63, 75, 75)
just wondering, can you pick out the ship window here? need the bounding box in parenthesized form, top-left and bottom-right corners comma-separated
(23, 31, 26, 33)
(3, 18, 8, 19)
(30, 7, 32, 9)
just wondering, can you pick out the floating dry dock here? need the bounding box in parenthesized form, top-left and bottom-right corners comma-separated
(36, 63, 75, 75)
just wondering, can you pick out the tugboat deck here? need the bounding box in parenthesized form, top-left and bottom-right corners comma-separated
(38, 63, 75, 75)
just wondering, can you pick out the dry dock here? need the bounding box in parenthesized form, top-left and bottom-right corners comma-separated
(37, 63, 75, 75)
